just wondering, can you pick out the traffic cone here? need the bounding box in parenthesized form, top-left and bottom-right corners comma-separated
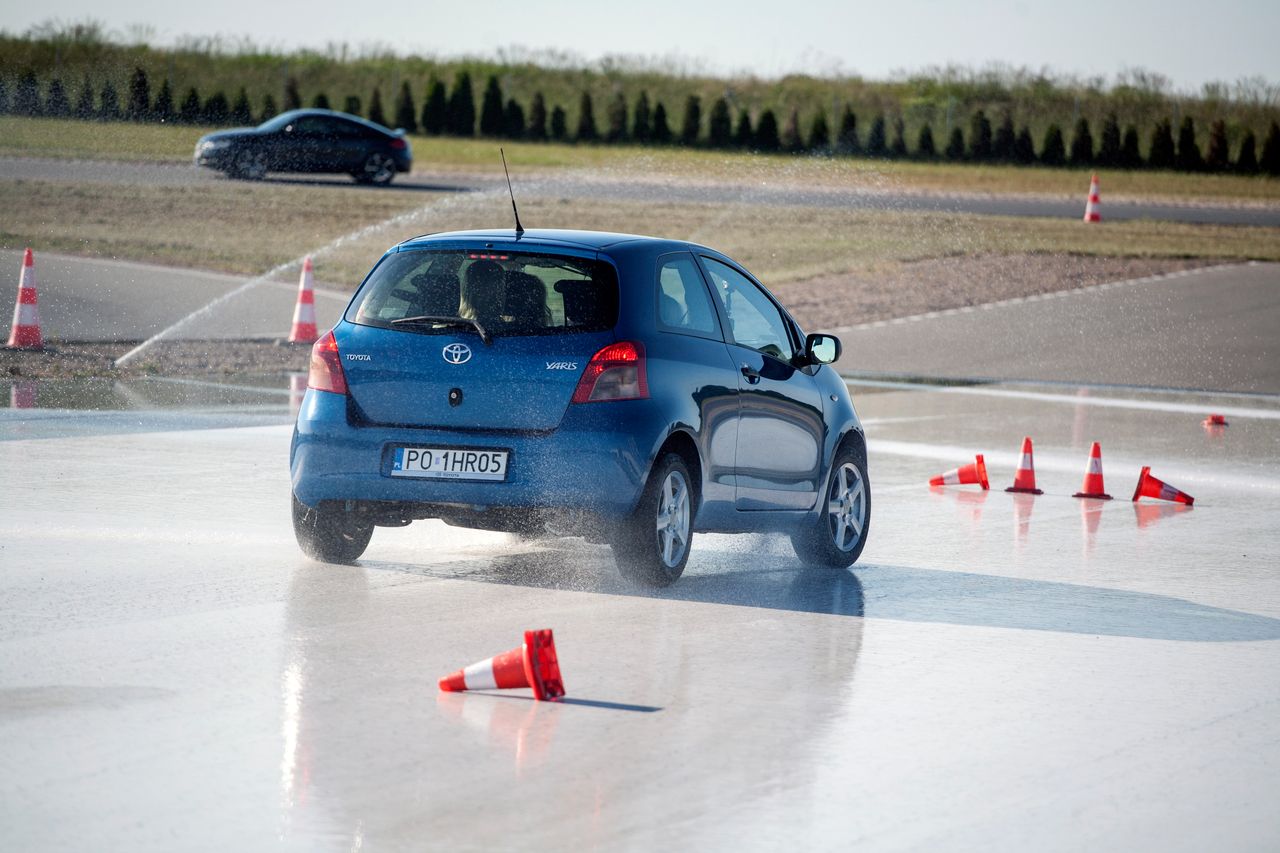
(1083, 173, 1101, 223)
(6, 248, 43, 350)
(1132, 466, 1194, 505)
(1202, 414, 1228, 427)
(287, 256, 319, 343)
(1004, 437, 1044, 494)
(1072, 442, 1113, 500)
(929, 454, 989, 490)
(438, 629, 565, 701)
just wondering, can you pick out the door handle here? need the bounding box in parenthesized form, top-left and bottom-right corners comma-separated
(740, 364, 761, 384)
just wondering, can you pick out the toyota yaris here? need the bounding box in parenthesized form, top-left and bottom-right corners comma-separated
(290, 229, 869, 585)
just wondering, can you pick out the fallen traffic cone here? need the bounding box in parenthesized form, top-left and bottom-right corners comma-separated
(287, 256, 319, 343)
(1083, 173, 1101, 223)
(1132, 466, 1194, 505)
(6, 248, 43, 350)
(438, 629, 565, 701)
(930, 454, 989, 490)
(1202, 413, 1228, 427)
(1004, 437, 1044, 494)
(1072, 442, 1113, 500)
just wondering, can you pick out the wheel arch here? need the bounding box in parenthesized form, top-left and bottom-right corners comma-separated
(652, 428, 704, 514)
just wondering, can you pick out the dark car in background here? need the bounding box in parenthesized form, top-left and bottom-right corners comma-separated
(194, 109, 412, 185)
(290, 229, 869, 586)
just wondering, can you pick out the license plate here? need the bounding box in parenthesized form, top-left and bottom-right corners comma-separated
(391, 446, 509, 481)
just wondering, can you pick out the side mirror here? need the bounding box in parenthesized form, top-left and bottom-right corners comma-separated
(805, 332, 841, 365)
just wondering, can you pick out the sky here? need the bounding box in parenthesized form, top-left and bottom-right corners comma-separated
(4, 0, 1278, 92)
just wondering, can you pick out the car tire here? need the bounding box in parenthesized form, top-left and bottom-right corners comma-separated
(611, 453, 694, 587)
(292, 494, 373, 564)
(228, 148, 268, 180)
(354, 152, 396, 186)
(791, 444, 870, 569)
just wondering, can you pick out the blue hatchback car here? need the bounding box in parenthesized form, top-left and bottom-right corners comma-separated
(290, 228, 869, 585)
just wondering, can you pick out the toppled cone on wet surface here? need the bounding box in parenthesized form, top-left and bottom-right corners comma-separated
(439, 629, 565, 701)
(1203, 414, 1228, 428)
(1072, 442, 1113, 500)
(287, 256, 319, 344)
(1004, 436, 1044, 495)
(930, 454, 989, 490)
(1132, 466, 1195, 505)
(6, 248, 43, 350)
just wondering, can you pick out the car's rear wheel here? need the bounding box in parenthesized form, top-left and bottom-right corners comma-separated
(791, 446, 870, 568)
(292, 494, 373, 564)
(612, 453, 693, 587)
(228, 148, 267, 180)
(354, 152, 396, 186)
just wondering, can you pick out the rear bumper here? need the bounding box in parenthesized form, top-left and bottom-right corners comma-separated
(290, 389, 664, 519)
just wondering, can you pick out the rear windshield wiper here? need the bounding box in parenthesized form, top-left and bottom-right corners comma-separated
(390, 314, 492, 345)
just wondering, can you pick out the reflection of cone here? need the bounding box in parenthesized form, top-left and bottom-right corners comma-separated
(1012, 493, 1035, 547)
(288, 372, 307, 418)
(436, 692, 559, 772)
(1132, 466, 1194, 505)
(1133, 501, 1191, 530)
(1083, 173, 1101, 223)
(10, 380, 37, 409)
(929, 454, 989, 490)
(287, 257, 319, 343)
(1072, 442, 1113, 500)
(1080, 498, 1104, 556)
(6, 248, 43, 350)
(1004, 437, 1044, 494)
(438, 629, 565, 701)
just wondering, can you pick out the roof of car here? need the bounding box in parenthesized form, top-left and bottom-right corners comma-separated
(397, 229, 696, 253)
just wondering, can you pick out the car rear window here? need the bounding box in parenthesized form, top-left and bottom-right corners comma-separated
(348, 249, 618, 336)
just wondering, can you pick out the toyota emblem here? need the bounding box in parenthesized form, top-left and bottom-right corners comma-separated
(442, 343, 472, 365)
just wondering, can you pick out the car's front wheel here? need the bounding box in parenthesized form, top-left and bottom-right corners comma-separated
(791, 445, 870, 568)
(354, 152, 396, 186)
(228, 148, 268, 180)
(292, 494, 373, 564)
(612, 453, 694, 587)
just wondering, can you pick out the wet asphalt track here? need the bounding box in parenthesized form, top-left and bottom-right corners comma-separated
(5, 154, 1280, 226)
(2, 372, 1279, 850)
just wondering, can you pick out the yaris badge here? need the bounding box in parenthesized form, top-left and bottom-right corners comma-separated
(442, 343, 472, 365)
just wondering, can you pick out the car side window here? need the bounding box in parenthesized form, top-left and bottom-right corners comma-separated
(293, 116, 331, 135)
(656, 254, 720, 338)
(700, 257, 795, 362)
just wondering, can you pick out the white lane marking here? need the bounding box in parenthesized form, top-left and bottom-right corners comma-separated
(462, 658, 497, 690)
(868, 438, 1280, 494)
(846, 379, 1280, 420)
(823, 262, 1249, 335)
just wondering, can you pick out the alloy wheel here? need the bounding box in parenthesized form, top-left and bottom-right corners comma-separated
(827, 462, 867, 552)
(655, 469, 691, 568)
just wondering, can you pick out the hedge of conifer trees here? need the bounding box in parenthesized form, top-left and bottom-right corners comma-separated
(3, 66, 1278, 175)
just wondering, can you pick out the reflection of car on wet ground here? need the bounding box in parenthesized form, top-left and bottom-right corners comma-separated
(290, 229, 869, 585)
(193, 108, 412, 185)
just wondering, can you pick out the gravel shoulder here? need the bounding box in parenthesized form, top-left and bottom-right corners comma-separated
(2, 253, 1217, 381)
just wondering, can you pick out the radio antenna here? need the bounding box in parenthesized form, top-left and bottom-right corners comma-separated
(500, 148, 524, 237)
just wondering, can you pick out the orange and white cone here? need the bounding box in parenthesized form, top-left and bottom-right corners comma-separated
(287, 256, 319, 344)
(929, 454, 989, 490)
(438, 629, 565, 701)
(1132, 466, 1194, 505)
(1004, 436, 1044, 494)
(1083, 173, 1101, 223)
(6, 248, 43, 350)
(1072, 442, 1113, 500)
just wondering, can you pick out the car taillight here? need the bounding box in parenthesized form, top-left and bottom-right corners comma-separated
(389, 137, 407, 150)
(572, 341, 648, 403)
(308, 331, 348, 395)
